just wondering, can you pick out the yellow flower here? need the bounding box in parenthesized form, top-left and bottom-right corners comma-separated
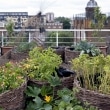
(24, 64, 30, 69)
(44, 95, 51, 102)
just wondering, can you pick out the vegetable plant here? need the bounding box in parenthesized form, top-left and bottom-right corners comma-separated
(25, 76, 97, 110)
(71, 54, 110, 94)
(21, 47, 62, 81)
(73, 41, 101, 57)
(0, 62, 25, 93)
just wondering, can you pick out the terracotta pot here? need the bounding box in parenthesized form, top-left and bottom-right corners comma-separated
(1, 46, 13, 55)
(98, 46, 108, 56)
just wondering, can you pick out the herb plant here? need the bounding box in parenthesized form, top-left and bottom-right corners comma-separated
(71, 54, 110, 94)
(21, 47, 62, 81)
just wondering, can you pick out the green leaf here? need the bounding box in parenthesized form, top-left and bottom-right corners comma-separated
(25, 86, 41, 97)
(59, 101, 66, 108)
(62, 95, 72, 102)
(41, 85, 52, 96)
(33, 96, 43, 108)
(48, 75, 61, 87)
(44, 104, 52, 110)
(73, 105, 84, 110)
(26, 102, 38, 110)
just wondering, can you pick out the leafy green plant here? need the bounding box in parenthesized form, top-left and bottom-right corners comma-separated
(5, 20, 14, 38)
(21, 47, 62, 81)
(0, 62, 25, 93)
(25, 79, 97, 110)
(71, 54, 110, 94)
(73, 41, 101, 56)
(0, 107, 3, 110)
(15, 41, 37, 53)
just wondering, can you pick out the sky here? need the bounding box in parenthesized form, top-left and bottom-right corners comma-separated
(0, 0, 109, 18)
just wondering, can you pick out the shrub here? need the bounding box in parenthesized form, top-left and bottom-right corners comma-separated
(21, 47, 62, 81)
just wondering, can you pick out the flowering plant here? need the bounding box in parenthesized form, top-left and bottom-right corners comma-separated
(0, 62, 25, 93)
(25, 75, 97, 110)
(21, 47, 62, 81)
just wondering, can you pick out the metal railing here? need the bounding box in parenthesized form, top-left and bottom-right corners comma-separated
(0, 29, 110, 47)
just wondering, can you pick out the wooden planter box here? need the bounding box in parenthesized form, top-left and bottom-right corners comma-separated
(65, 47, 80, 63)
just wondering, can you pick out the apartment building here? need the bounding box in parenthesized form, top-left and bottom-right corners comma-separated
(26, 12, 63, 29)
(0, 12, 28, 29)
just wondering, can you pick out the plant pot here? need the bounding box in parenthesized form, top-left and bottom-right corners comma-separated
(1, 46, 13, 56)
(65, 47, 80, 63)
(0, 81, 27, 110)
(11, 51, 29, 62)
(28, 72, 76, 93)
(74, 80, 110, 110)
(52, 46, 65, 62)
(97, 46, 108, 56)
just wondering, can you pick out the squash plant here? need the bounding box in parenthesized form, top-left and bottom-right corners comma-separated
(25, 78, 97, 110)
(21, 47, 62, 81)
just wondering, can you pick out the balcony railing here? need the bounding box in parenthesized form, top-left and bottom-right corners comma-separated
(0, 29, 110, 47)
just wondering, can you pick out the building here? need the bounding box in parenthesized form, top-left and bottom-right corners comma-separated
(46, 12, 54, 23)
(73, 0, 110, 46)
(26, 12, 63, 29)
(0, 12, 28, 29)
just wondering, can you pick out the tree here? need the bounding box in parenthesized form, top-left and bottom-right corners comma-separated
(55, 17, 71, 29)
(46, 31, 73, 46)
(91, 7, 106, 38)
(5, 20, 14, 38)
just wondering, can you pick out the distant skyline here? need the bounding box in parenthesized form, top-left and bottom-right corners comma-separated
(0, 0, 109, 17)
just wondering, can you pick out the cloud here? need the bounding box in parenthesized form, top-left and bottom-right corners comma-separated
(0, 0, 109, 17)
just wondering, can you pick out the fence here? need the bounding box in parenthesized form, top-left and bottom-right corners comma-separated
(0, 29, 110, 47)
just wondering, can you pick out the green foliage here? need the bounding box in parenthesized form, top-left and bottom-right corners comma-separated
(5, 20, 14, 38)
(25, 84, 97, 110)
(73, 41, 101, 56)
(71, 54, 110, 94)
(21, 47, 62, 81)
(91, 7, 107, 41)
(0, 107, 3, 110)
(46, 31, 73, 46)
(15, 41, 37, 53)
(55, 17, 71, 29)
(0, 62, 25, 94)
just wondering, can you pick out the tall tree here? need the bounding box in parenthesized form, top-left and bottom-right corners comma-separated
(55, 17, 71, 29)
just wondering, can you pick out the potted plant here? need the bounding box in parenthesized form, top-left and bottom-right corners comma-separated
(11, 41, 37, 62)
(21, 47, 75, 90)
(25, 82, 97, 110)
(1, 20, 14, 55)
(0, 62, 27, 110)
(71, 54, 110, 110)
(65, 40, 101, 63)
